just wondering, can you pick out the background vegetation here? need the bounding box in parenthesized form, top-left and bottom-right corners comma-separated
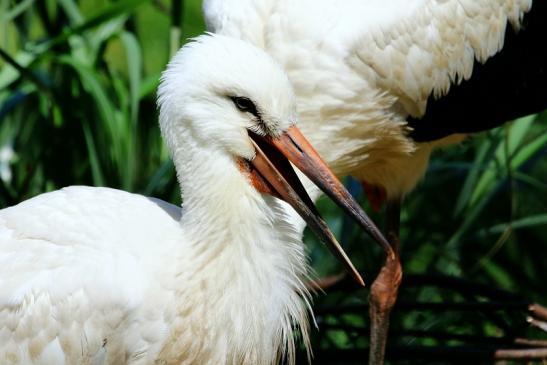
(1, 0, 546, 363)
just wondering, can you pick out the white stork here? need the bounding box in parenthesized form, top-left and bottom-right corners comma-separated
(0, 35, 393, 364)
(202, 0, 546, 363)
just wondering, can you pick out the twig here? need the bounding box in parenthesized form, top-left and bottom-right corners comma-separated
(493, 348, 547, 360)
(530, 303, 547, 322)
(527, 317, 547, 332)
(514, 338, 547, 348)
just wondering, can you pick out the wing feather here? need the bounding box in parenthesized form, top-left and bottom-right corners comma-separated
(0, 187, 180, 363)
(349, 0, 532, 117)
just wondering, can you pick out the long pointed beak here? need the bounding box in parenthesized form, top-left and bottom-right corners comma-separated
(266, 126, 394, 258)
(248, 130, 365, 286)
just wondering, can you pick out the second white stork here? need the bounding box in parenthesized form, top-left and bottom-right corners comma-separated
(203, 0, 546, 363)
(0, 35, 392, 364)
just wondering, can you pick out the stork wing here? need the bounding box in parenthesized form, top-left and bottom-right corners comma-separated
(0, 187, 180, 362)
(348, 0, 532, 120)
(0, 187, 181, 306)
(407, 0, 547, 141)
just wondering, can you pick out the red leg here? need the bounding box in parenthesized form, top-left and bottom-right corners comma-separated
(368, 199, 402, 365)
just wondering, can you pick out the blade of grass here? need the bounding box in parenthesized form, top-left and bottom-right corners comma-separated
(481, 214, 547, 235)
(58, 0, 84, 25)
(143, 159, 175, 195)
(32, 0, 149, 55)
(469, 116, 535, 207)
(511, 128, 547, 168)
(454, 136, 498, 217)
(58, 55, 122, 172)
(139, 72, 160, 99)
(513, 172, 547, 194)
(119, 31, 141, 125)
(170, 0, 183, 57)
(81, 119, 105, 186)
(119, 31, 142, 189)
(0, 0, 35, 23)
(0, 49, 50, 95)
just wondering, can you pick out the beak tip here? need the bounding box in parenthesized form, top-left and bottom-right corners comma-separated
(377, 235, 395, 259)
(351, 270, 366, 287)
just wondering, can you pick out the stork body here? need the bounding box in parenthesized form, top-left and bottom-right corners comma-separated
(0, 35, 389, 365)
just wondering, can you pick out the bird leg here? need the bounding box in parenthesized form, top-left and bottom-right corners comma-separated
(368, 199, 402, 365)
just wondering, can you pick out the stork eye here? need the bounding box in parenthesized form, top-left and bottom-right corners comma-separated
(231, 97, 259, 116)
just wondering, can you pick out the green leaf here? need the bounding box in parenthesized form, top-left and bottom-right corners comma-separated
(58, 0, 84, 25)
(33, 0, 149, 54)
(0, 51, 38, 90)
(57, 55, 123, 172)
(143, 159, 174, 195)
(0, 0, 35, 23)
(139, 72, 160, 99)
(119, 31, 142, 125)
(453, 137, 496, 217)
(511, 126, 547, 168)
(483, 214, 547, 235)
(468, 115, 536, 207)
(81, 120, 105, 186)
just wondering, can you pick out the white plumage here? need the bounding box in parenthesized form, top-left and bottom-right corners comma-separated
(204, 0, 532, 198)
(0, 35, 359, 365)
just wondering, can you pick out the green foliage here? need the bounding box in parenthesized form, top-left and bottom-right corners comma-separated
(0, 0, 204, 205)
(1, 0, 546, 362)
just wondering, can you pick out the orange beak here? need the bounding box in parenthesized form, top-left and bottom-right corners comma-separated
(242, 125, 393, 286)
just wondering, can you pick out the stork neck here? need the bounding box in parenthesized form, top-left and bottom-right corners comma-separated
(162, 143, 311, 364)
(173, 146, 268, 232)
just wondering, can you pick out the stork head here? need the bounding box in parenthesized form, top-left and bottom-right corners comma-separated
(158, 34, 295, 161)
(158, 35, 393, 285)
